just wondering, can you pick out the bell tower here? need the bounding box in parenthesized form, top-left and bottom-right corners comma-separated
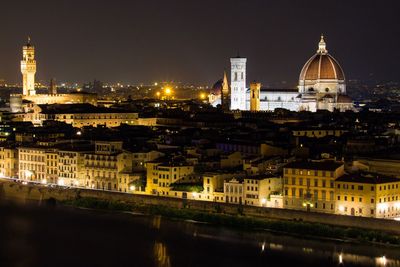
(250, 82, 261, 111)
(230, 56, 247, 110)
(21, 37, 36, 96)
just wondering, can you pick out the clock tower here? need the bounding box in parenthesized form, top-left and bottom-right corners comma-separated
(230, 56, 247, 110)
(21, 37, 36, 96)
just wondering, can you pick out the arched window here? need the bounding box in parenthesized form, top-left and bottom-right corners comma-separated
(234, 72, 238, 81)
(325, 88, 329, 92)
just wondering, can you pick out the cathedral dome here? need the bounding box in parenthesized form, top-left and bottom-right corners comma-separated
(299, 35, 345, 81)
(210, 79, 223, 95)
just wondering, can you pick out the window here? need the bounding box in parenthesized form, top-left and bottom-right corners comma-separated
(351, 197, 354, 202)
(314, 179, 318, 187)
(337, 195, 341, 200)
(291, 188, 296, 197)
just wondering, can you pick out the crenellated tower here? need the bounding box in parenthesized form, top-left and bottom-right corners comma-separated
(21, 37, 36, 96)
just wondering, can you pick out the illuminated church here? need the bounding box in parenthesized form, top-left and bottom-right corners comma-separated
(10, 38, 97, 113)
(209, 35, 353, 112)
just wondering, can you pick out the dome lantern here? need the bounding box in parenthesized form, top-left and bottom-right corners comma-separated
(317, 34, 328, 54)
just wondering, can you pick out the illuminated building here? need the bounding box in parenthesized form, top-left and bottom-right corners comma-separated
(18, 147, 57, 183)
(298, 35, 353, 112)
(20, 37, 36, 96)
(230, 56, 247, 110)
(20, 103, 138, 127)
(249, 82, 261, 111)
(335, 173, 400, 219)
(283, 161, 345, 213)
(209, 35, 353, 112)
(145, 160, 195, 196)
(0, 146, 18, 178)
(201, 171, 246, 202)
(224, 178, 244, 204)
(10, 39, 97, 113)
(243, 174, 283, 207)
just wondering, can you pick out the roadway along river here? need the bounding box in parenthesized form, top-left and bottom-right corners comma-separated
(0, 203, 399, 267)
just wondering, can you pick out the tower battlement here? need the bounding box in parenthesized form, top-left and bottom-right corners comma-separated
(21, 37, 36, 96)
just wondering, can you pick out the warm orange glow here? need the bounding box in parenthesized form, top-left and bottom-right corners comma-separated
(164, 87, 172, 95)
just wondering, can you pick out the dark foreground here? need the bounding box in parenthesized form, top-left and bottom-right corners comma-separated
(0, 203, 399, 267)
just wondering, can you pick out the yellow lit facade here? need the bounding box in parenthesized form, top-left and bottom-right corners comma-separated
(283, 161, 345, 213)
(335, 173, 400, 219)
(0, 147, 18, 178)
(146, 162, 195, 196)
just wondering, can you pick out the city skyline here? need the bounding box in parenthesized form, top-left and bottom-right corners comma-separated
(0, 0, 399, 86)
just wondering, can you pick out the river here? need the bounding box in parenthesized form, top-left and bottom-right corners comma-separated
(0, 203, 399, 267)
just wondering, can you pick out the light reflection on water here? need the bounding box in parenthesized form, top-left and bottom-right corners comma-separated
(172, 218, 400, 267)
(1, 203, 400, 267)
(154, 241, 171, 267)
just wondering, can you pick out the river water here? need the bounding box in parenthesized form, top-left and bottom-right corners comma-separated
(0, 203, 399, 267)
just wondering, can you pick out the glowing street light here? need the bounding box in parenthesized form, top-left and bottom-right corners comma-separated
(164, 87, 172, 95)
(130, 185, 136, 191)
(199, 93, 206, 100)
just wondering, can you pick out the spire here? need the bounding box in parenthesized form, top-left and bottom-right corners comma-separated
(317, 34, 328, 54)
(222, 70, 229, 91)
(27, 36, 32, 47)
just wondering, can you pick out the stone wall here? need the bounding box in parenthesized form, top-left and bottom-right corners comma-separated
(1, 180, 400, 234)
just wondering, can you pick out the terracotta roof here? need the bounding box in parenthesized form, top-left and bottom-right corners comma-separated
(299, 54, 345, 81)
(337, 94, 352, 103)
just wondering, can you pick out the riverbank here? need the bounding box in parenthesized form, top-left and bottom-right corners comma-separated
(61, 197, 400, 246)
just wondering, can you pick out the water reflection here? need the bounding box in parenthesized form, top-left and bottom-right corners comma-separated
(1, 203, 400, 267)
(154, 241, 171, 267)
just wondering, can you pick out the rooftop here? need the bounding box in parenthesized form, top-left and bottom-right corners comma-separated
(336, 173, 400, 184)
(284, 161, 343, 171)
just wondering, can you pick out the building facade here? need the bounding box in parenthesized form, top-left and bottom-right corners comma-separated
(283, 161, 345, 213)
(209, 35, 353, 112)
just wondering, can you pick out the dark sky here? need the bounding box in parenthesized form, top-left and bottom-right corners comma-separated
(0, 0, 399, 87)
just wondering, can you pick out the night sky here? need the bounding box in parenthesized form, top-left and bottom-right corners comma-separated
(0, 0, 399, 87)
